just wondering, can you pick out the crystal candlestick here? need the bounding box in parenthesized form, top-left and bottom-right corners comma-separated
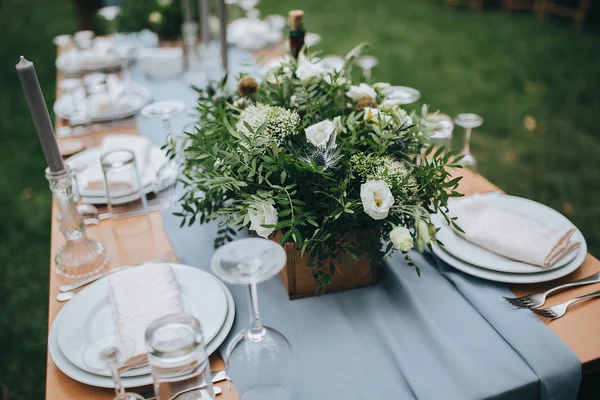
(47, 166, 109, 278)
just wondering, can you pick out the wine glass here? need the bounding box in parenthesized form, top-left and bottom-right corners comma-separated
(453, 113, 483, 175)
(211, 238, 292, 400)
(83, 335, 144, 400)
(141, 101, 186, 145)
(357, 55, 378, 81)
(239, 0, 259, 18)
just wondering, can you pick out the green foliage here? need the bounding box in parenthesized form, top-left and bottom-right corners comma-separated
(172, 45, 462, 290)
(116, 0, 186, 39)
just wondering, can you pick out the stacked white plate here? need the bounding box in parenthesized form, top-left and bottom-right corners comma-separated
(431, 194, 587, 283)
(65, 134, 178, 205)
(54, 84, 151, 123)
(49, 263, 235, 388)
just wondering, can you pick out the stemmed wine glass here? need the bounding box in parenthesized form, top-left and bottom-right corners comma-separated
(357, 55, 379, 81)
(141, 101, 186, 145)
(239, 0, 260, 19)
(453, 113, 483, 175)
(83, 334, 144, 400)
(211, 238, 292, 400)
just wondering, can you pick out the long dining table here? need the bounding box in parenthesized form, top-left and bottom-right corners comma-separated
(45, 47, 600, 400)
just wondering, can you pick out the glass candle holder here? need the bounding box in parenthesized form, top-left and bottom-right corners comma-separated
(146, 313, 215, 400)
(46, 166, 109, 278)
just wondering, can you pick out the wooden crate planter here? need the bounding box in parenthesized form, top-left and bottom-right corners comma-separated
(272, 232, 381, 300)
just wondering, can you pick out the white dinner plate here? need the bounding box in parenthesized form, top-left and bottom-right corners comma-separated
(65, 141, 177, 205)
(54, 84, 151, 122)
(56, 264, 228, 379)
(434, 195, 581, 273)
(49, 275, 235, 388)
(432, 235, 587, 284)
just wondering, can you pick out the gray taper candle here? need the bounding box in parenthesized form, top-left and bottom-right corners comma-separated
(16, 56, 65, 173)
(200, 0, 210, 42)
(218, 0, 228, 73)
(181, 0, 192, 22)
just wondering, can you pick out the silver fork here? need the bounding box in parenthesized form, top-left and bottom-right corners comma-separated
(504, 272, 600, 309)
(58, 252, 182, 293)
(532, 289, 600, 320)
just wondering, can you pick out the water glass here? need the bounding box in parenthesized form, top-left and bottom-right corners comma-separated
(146, 314, 215, 400)
(101, 149, 148, 218)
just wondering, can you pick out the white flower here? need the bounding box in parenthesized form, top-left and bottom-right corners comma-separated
(379, 98, 403, 111)
(261, 56, 292, 83)
(148, 11, 162, 24)
(346, 83, 376, 101)
(372, 82, 391, 91)
(415, 219, 434, 252)
(157, 0, 172, 7)
(333, 116, 343, 135)
(305, 119, 336, 149)
(364, 107, 392, 125)
(390, 226, 413, 252)
(360, 180, 394, 220)
(295, 59, 323, 81)
(248, 201, 278, 238)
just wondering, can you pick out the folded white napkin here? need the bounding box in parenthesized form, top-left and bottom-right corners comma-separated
(449, 195, 580, 268)
(75, 135, 152, 193)
(107, 264, 183, 367)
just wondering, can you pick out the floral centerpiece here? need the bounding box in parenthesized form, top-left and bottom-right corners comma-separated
(173, 44, 462, 294)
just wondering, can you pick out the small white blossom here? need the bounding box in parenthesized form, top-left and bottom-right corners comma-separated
(333, 116, 343, 135)
(346, 83, 376, 101)
(364, 107, 392, 125)
(372, 82, 391, 91)
(296, 59, 323, 81)
(248, 201, 278, 238)
(360, 180, 394, 220)
(305, 119, 336, 149)
(379, 98, 403, 111)
(390, 226, 413, 252)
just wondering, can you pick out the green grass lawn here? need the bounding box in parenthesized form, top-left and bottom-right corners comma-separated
(1, 0, 599, 398)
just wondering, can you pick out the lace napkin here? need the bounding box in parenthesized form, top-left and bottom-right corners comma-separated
(449, 195, 580, 268)
(107, 264, 183, 368)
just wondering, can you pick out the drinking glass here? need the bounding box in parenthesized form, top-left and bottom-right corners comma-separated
(146, 313, 215, 400)
(453, 113, 483, 175)
(101, 149, 148, 218)
(59, 78, 90, 128)
(46, 166, 108, 278)
(357, 55, 378, 81)
(141, 101, 186, 146)
(83, 334, 144, 400)
(427, 113, 454, 150)
(211, 238, 292, 400)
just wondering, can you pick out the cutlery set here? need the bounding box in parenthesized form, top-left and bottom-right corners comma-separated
(504, 272, 600, 319)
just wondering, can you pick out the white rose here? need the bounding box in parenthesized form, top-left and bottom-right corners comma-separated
(363, 107, 392, 125)
(346, 83, 377, 101)
(248, 201, 278, 238)
(390, 226, 413, 252)
(360, 180, 394, 220)
(305, 119, 336, 149)
(295, 59, 323, 81)
(148, 11, 162, 24)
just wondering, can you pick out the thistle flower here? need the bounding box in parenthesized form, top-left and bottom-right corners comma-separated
(299, 133, 342, 172)
(237, 76, 259, 97)
(356, 95, 377, 111)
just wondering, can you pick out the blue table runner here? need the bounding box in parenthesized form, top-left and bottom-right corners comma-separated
(132, 55, 581, 400)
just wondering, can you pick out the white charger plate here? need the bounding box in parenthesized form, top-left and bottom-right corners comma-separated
(56, 264, 228, 379)
(65, 142, 176, 205)
(434, 195, 581, 274)
(49, 275, 235, 388)
(432, 236, 587, 284)
(54, 84, 151, 122)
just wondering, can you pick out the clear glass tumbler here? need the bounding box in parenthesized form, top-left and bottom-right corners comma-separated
(146, 313, 215, 400)
(101, 149, 148, 218)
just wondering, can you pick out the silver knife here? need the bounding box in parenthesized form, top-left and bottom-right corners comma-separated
(141, 370, 227, 399)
